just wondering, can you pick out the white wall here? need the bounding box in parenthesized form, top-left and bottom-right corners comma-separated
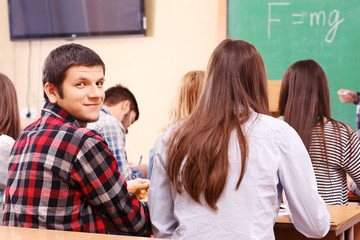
(0, 0, 223, 165)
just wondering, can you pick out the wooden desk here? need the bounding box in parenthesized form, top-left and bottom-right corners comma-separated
(275, 205, 360, 240)
(0, 226, 164, 240)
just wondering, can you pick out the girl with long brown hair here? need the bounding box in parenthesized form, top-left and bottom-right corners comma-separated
(149, 40, 329, 239)
(278, 59, 360, 205)
(0, 72, 21, 223)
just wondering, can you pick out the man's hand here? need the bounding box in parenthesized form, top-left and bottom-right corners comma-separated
(337, 89, 358, 103)
(127, 178, 150, 200)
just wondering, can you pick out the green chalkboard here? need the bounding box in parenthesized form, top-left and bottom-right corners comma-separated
(228, 0, 360, 131)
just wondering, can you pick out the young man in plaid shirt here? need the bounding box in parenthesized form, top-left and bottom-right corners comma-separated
(3, 43, 151, 235)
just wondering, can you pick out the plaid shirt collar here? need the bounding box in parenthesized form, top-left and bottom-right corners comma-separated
(42, 101, 82, 128)
(100, 105, 111, 115)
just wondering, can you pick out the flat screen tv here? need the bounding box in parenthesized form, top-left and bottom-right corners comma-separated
(8, 0, 146, 40)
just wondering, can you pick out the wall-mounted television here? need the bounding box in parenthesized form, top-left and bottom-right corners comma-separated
(8, 0, 146, 40)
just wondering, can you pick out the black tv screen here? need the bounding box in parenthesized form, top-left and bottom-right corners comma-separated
(8, 0, 146, 40)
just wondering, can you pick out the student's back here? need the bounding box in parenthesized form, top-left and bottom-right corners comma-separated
(151, 112, 328, 239)
(278, 59, 360, 205)
(310, 120, 360, 204)
(148, 39, 330, 240)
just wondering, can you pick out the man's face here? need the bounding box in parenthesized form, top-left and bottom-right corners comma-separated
(51, 65, 105, 127)
(121, 110, 137, 134)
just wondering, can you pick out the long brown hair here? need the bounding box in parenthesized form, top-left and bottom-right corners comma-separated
(0, 73, 21, 139)
(166, 39, 269, 210)
(168, 70, 205, 127)
(278, 59, 341, 150)
(278, 59, 351, 180)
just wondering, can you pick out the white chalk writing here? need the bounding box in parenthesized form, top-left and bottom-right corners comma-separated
(292, 13, 306, 24)
(268, 2, 344, 43)
(268, 2, 290, 38)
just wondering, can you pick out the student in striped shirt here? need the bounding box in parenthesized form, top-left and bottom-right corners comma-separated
(278, 59, 360, 205)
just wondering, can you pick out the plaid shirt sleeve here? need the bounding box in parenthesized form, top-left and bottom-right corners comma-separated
(72, 132, 150, 234)
(91, 113, 143, 181)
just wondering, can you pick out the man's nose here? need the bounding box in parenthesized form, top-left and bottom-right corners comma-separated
(89, 84, 103, 98)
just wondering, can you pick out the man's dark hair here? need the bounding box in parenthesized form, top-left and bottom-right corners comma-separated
(105, 84, 139, 121)
(42, 43, 105, 101)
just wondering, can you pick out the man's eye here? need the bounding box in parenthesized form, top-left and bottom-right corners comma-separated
(96, 81, 104, 86)
(77, 83, 85, 87)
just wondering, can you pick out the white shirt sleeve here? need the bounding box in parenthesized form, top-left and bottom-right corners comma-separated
(0, 135, 15, 190)
(278, 127, 330, 238)
(148, 134, 178, 238)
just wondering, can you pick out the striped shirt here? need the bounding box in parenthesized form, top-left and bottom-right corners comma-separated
(3, 102, 150, 234)
(309, 120, 360, 205)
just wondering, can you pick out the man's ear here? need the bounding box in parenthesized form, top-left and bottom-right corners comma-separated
(120, 100, 131, 113)
(44, 82, 58, 103)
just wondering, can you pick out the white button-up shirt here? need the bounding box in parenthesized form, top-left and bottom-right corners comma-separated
(149, 111, 330, 240)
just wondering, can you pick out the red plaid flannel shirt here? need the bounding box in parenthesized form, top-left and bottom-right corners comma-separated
(3, 102, 150, 234)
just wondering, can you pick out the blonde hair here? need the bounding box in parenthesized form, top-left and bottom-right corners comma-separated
(168, 70, 205, 127)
